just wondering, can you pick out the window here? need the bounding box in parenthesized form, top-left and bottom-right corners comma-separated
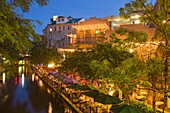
(68, 37, 71, 44)
(55, 27, 56, 31)
(59, 26, 61, 31)
(63, 26, 65, 30)
(62, 18, 64, 21)
(132, 21, 135, 24)
(68, 26, 70, 30)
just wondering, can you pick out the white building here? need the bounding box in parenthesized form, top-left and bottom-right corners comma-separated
(42, 15, 85, 49)
(104, 11, 144, 30)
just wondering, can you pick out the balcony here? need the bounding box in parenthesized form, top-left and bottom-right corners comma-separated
(75, 37, 99, 44)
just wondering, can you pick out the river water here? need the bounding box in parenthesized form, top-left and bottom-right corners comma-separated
(0, 66, 75, 113)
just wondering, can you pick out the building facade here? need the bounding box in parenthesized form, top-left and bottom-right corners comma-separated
(71, 17, 111, 48)
(42, 15, 85, 49)
(104, 11, 143, 31)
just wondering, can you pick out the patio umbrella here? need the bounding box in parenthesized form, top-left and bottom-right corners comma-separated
(83, 90, 102, 98)
(67, 84, 93, 90)
(67, 83, 81, 89)
(76, 84, 94, 91)
(94, 94, 122, 104)
(110, 104, 144, 113)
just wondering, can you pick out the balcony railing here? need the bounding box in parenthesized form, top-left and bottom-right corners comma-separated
(75, 37, 100, 44)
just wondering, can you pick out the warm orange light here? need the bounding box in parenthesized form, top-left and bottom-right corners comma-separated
(48, 63, 55, 68)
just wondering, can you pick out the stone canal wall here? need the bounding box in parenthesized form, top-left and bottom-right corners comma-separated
(35, 70, 83, 113)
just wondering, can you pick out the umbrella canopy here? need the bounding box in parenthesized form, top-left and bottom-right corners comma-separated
(76, 84, 94, 90)
(83, 90, 102, 98)
(67, 84, 93, 90)
(94, 94, 122, 104)
(67, 83, 81, 89)
(110, 105, 144, 113)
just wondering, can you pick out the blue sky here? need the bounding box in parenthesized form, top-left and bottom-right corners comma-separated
(24, 0, 128, 35)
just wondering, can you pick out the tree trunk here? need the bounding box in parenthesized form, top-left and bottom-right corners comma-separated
(152, 90, 156, 113)
(162, 37, 169, 113)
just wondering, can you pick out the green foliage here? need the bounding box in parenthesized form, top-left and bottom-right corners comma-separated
(115, 28, 147, 43)
(90, 60, 111, 79)
(119, 0, 170, 41)
(147, 57, 164, 77)
(0, 0, 48, 65)
(30, 45, 61, 65)
(131, 101, 161, 113)
(6, 0, 48, 12)
(120, 0, 170, 111)
(0, 38, 20, 61)
(142, 57, 165, 92)
(111, 57, 147, 92)
(59, 30, 150, 103)
(58, 48, 96, 80)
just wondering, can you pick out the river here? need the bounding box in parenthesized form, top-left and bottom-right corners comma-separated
(0, 65, 76, 113)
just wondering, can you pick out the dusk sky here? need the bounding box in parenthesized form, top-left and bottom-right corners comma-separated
(24, 0, 128, 35)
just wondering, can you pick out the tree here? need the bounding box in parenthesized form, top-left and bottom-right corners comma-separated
(30, 44, 61, 65)
(89, 32, 148, 103)
(58, 47, 97, 80)
(120, 0, 170, 112)
(0, 39, 20, 62)
(59, 31, 148, 105)
(0, 0, 48, 63)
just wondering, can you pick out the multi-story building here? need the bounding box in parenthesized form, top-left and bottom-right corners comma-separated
(42, 13, 142, 49)
(71, 17, 111, 48)
(104, 11, 144, 30)
(104, 15, 130, 30)
(42, 15, 85, 49)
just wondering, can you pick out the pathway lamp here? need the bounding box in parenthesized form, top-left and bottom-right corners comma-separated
(129, 48, 134, 53)
(48, 63, 55, 68)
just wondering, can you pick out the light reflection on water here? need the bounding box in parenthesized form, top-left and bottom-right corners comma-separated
(2, 73, 5, 84)
(48, 102, 53, 113)
(47, 89, 51, 94)
(0, 66, 76, 113)
(38, 79, 44, 87)
(12, 79, 36, 113)
(22, 73, 25, 88)
(32, 73, 35, 82)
